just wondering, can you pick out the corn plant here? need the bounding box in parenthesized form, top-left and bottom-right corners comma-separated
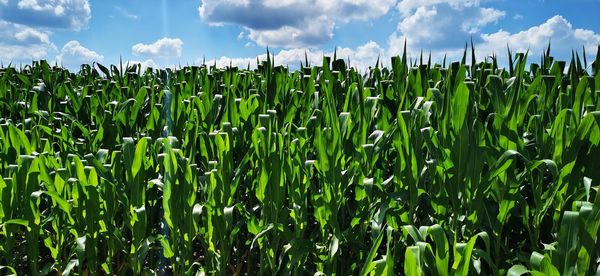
(0, 44, 600, 275)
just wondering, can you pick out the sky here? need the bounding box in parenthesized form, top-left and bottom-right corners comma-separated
(1, 0, 600, 70)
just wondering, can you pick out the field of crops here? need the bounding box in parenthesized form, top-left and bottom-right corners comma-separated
(1, 45, 600, 275)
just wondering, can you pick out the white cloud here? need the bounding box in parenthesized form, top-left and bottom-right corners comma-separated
(205, 56, 257, 69)
(470, 7, 505, 33)
(477, 15, 600, 60)
(132, 38, 184, 57)
(387, 0, 600, 66)
(0, 43, 54, 62)
(246, 16, 334, 48)
(0, 1, 92, 64)
(60, 40, 103, 61)
(55, 40, 103, 69)
(389, 0, 505, 57)
(335, 41, 387, 69)
(396, 0, 482, 16)
(388, 11, 600, 66)
(0, 20, 56, 63)
(199, 0, 396, 48)
(203, 41, 385, 71)
(14, 27, 50, 44)
(1, 0, 91, 30)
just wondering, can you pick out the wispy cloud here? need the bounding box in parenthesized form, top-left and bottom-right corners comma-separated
(115, 6, 139, 20)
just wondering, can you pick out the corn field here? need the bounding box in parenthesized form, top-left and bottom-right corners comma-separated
(1, 45, 600, 275)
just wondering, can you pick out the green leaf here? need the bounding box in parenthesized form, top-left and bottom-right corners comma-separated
(360, 228, 385, 276)
(1, 219, 30, 231)
(451, 82, 470, 131)
(553, 211, 580, 275)
(507, 265, 530, 276)
(132, 137, 148, 179)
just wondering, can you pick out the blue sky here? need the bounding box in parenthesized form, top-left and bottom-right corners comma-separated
(1, 0, 600, 70)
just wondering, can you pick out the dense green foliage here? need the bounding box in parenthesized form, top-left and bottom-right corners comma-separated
(1, 45, 600, 275)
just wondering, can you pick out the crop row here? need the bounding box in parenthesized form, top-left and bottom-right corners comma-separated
(1, 46, 600, 275)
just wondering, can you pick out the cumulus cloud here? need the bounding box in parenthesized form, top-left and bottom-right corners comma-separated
(389, 5, 600, 66)
(477, 15, 600, 60)
(0, 0, 91, 30)
(199, 0, 396, 48)
(14, 28, 50, 44)
(132, 38, 184, 57)
(387, 0, 600, 66)
(1, 44, 55, 63)
(389, 0, 505, 57)
(55, 40, 103, 69)
(334, 41, 387, 69)
(246, 16, 334, 48)
(203, 41, 385, 71)
(0, 20, 56, 62)
(0, 0, 92, 64)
